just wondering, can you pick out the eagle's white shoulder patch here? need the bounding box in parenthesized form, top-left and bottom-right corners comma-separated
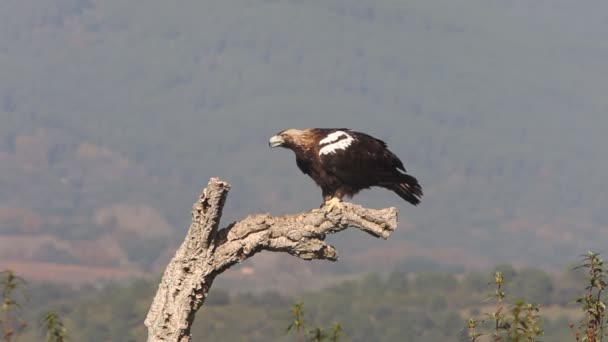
(319, 131, 354, 155)
(319, 131, 347, 145)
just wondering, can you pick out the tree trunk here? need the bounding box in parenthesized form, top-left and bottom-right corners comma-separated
(145, 178, 398, 342)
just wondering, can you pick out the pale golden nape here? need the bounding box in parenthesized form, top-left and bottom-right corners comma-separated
(280, 128, 305, 136)
(279, 128, 316, 146)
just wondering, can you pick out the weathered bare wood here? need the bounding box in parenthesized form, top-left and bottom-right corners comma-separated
(145, 178, 398, 342)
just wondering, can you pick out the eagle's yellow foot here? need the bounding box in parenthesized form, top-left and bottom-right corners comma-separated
(324, 197, 342, 211)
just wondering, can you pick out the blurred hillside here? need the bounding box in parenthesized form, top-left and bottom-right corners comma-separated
(1, 0, 608, 284)
(9, 263, 590, 341)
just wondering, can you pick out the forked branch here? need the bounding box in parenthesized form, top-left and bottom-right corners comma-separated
(145, 178, 398, 342)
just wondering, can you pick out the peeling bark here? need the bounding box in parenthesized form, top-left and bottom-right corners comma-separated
(145, 178, 398, 342)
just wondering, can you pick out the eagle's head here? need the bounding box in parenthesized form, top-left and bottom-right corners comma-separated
(268, 129, 307, 149)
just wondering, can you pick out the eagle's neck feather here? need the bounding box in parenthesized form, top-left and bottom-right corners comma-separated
(287, 130, 315, 149)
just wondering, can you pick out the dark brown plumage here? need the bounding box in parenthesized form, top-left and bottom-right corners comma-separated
(269, 128, 422, 208)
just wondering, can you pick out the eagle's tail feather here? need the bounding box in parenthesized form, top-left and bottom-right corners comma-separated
(390, 174, 423, 206)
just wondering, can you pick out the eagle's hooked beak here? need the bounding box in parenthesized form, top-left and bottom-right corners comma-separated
(268, 135, 284, 148)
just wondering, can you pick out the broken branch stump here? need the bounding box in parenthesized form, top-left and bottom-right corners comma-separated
(145, 178, 398, 342)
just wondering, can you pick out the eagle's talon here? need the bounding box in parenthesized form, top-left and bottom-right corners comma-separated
(324, 197, 343, 211)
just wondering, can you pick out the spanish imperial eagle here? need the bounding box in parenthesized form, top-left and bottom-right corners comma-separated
(268, 128, 422, 209)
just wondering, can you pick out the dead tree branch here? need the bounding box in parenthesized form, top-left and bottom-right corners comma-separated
(145, 177, 398, 342)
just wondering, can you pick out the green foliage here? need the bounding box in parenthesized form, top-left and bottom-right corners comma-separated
(329, 322, 342, 342)
(286, 302, 305, 342)
(0, 270, 69, 342)
(40, 312, 68, 342)
(32, 263, 581, 341)
(7, 258, 608, 341)
(0, 270, 27, 342)
(571, 252, 608, 342)
(467, 271, 543, 341)
(286, 302, 343, 342)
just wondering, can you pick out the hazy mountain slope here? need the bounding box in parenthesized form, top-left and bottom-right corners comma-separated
(1, 0, 608, 279)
